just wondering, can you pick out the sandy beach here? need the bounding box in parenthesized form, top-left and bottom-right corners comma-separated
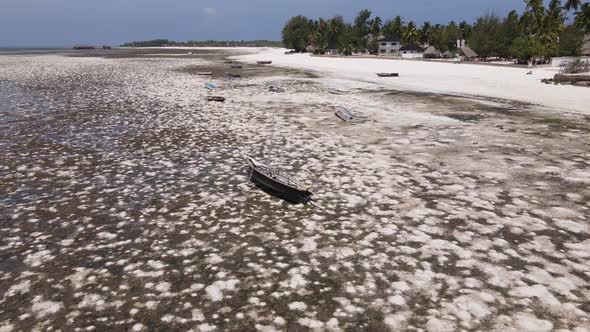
(1, 48, 589, 331)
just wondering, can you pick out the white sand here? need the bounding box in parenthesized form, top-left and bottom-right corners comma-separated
(235, 48, 590, 114)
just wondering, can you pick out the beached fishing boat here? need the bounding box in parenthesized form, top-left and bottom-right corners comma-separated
(246, 111, 313, 204)
(205, 83, 218, 90)
(377, 72, 399, 77)
(231, 64, 243, 69)
(269, 86, 285, 93)
(328, 88, 346, 95)
(246, 157, 313, 204)
(197, 72, 213, 76)
(257, 61, 272, 65)
(223, 73, 241, 80)
(206, 96, 225, 102)
(335, 106, 353, 121)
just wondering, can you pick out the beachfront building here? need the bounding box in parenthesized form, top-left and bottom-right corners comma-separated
(326, 39, 338, 55)
(456, 39, 478, 60)
(443, 50, 457, 58)
(378, 35, 401, 55)
(400, 44, 424, 58)
(423, 46, 441, 58)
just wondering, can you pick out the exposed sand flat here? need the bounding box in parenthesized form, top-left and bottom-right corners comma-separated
(235, 48, 590, 114)
(0, 49, 589, 331)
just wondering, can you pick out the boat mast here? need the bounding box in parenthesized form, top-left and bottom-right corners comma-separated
(267, 109, 276, 170)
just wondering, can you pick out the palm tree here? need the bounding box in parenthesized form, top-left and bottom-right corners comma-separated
(522, 0, 546, 35)
(370, 16, 383, 36)
(564, 0, 582, 13)
(328, 16, 344, 39)
(392, 16, 403, 36)
(420, 21, 432, 45)
(575, 3, 590, 34)
(403, 21, 419, 44)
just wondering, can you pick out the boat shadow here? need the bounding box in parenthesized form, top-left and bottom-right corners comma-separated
(250, 181, 312, 205)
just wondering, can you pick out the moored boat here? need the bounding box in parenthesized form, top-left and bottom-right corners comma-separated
(246, 157, 313, 204)
(257, 61, 272, 64)
(206, 96, 225, 102)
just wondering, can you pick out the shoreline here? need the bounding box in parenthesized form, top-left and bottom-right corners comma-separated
(234, 48, 590, 115)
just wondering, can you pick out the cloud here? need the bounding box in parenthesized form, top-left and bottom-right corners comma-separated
(202, 7, 217, 16)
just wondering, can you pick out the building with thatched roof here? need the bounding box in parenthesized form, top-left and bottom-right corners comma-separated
(458, 45, 478, 59)
(423, 46, 441, 58)
(443, 50, 456, 58)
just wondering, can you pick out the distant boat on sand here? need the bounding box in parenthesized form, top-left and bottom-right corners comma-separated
(377, 72, 399, 77)
(335, 106, 353, 121)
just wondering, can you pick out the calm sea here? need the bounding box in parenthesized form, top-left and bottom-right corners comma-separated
(0, 47, 70, 54)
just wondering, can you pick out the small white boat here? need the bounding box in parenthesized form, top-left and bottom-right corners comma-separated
(197, 72, 213, 76)
(335, 106, 353, 121)
(205, 83, 218, 90)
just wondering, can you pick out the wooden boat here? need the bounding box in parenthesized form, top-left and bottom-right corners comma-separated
(246, 157, 313, 204)
(205, 83, 218, 90)
(335, 106, 353, 121)
(197, 72, 213, 76)
(206, 96, 225, 102)
(328, 88, 346, 95)
(269, 86, 285, 93)
(223, 73, 241, 80)
(231, 64, 243, 69)
(377, 72, 399, 77)
(257, 61, 272, 65)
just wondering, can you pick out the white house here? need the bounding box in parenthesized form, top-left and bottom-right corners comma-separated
(400, 43, 424, 58)
(378, 35, 401, 55)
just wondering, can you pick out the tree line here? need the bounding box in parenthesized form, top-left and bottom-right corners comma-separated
(282, 0, 590, 61)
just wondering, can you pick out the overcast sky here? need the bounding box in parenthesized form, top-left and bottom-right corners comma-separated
(0, 0, 532, 47)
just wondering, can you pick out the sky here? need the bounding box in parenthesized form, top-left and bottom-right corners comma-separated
(0, 0, 533, 47)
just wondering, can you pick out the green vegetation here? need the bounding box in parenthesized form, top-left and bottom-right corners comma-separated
(281, 0, 590, 61)
(121, 39, 283, 48)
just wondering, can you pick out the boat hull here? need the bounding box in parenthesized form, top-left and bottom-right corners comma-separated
(247, 158, 312, 204)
